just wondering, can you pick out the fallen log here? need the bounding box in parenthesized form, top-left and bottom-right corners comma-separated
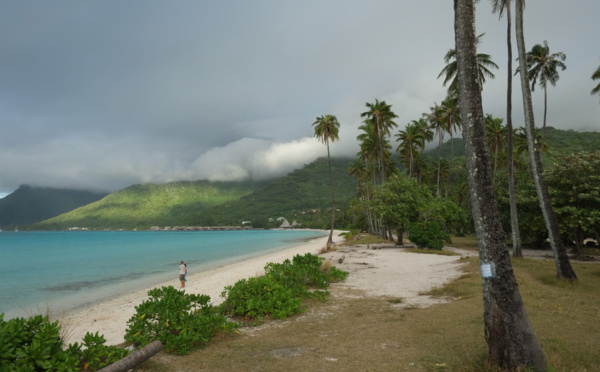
(338, 255, 345, 264)
(98, 340, 163, 372)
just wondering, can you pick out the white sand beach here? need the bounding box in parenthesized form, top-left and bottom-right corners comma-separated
(62, 232, 466, 346)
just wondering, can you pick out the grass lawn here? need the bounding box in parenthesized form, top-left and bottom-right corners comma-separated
(136, 235, 600, 372)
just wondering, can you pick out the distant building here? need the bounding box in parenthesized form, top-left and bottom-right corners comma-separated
(279, 219, 291, 228)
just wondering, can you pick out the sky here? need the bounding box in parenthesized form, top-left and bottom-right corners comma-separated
(1, 0, 599, 197)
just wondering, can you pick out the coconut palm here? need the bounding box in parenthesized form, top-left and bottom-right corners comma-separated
(455, 1, 547, 368)
(438, 33, 499, 93)
(360, 99, 398, 184)
(485, 114, 507, 187)
(515, 0, 576, 280)
(592, 64, 600, 102)
(423, 103, 446, 196)
(490, 0, 523, 257)
(440, 91, 462, 199)
(312, 114, 340, 247)
(516, 40, 566, 158)
(414, 118, 434, 185)
(395, 121, 425, 178)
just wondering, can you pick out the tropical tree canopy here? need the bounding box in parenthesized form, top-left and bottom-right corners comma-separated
(519, 40, 566, 92)
(438, 33, 499, 92)
(545, 151, 600, 253)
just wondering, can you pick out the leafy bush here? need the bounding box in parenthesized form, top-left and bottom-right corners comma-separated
(219, 275, 303, 320)
(219, 253, 348, 321)
(407, 220, 448, 250)
(0, 313, 127, 371)
(124, 286, 236, 355)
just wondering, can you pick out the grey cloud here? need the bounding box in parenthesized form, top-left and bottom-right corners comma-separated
(0, 0, 598, 197)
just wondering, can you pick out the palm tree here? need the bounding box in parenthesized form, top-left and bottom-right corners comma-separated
(312, 114, 340, 248)
(438, 33, 499, 93)
(424, 103, 445, 196)
(454, 1, 546, 368)
(414, 118, 434, 185)
(440, 91, 461, 199)
(592, 64, 600, 102)
(516, 40, 566, 158)
(490, 0, 522, 257)
(360, 99, 398, 184)
(515, 0, 577, 280)
(395, 121, 425, 178)
(485, 114, 506, 187)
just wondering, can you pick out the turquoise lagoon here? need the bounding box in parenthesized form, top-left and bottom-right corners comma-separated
(0, 229, 326, 319)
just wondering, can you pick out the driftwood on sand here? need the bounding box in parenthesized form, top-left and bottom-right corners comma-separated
(98, 341, 163, 372)
(338, 255, 346, 264)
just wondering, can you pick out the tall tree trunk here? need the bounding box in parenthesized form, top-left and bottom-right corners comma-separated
(515, 0, 577, 280)
(455, 1, 547, 370)
(326, 141, 335, 247)
(505, 1, 522, 258)
(446, 129, 454, 200)
(541, 72, 548, 162)
(436, 130, 444, 196)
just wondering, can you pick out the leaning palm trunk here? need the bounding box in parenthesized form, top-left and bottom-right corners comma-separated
(541, 71, 548, 162)
(504, 1, 522, 257)
(455, 1, 547, 370)
(515, 0, 577, 279)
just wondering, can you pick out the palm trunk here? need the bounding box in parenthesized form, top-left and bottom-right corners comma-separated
(455, 1, 547, 370)
(446, 129, 454, 199)
(326, 141, 335, 246)
(541, 72, 548, 162)
(492, 145, 498, 187)
(505, 1, 522, 258)
(515, 0, 577, 280)
(436, 130, 443, 196)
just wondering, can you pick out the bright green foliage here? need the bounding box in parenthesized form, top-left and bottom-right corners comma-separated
(545, 151, 600, 250)
(406, 220, 447, 250)
(371, 174, 464, 249)
(219, 253, 348, 321)
(0, 313, 127, 371)
(124, 286, 236, 355)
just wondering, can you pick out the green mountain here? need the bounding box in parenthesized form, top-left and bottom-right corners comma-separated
(33, 180, 266, 230)
(0, 185, 108, 229)
(31, 157, 357, 230)
(205, 157, 358, 227)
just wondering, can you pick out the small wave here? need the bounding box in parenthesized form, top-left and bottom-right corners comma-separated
(42, 270, 165, 292)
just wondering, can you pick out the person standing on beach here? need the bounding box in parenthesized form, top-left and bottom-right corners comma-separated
(179, 261, 187, 288)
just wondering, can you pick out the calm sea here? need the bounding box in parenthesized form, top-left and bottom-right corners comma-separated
(0, 229, 326, 319)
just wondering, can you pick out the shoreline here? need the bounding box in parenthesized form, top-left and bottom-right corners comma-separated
(61, 231, 341, 346)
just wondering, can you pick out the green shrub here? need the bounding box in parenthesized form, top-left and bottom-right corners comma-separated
(219, 275, 303, 320)
(219, 253, 348, 321)
(0, 313, 127, 371)
(124, 286, 236, 355)
(407, 220, 448, 250)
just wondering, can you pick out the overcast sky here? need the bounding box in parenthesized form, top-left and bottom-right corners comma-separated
(1, 1, 598, 197)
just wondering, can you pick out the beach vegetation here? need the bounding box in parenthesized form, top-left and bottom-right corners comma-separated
(0, 313, 127, 371)
(124, 286, 236, 355)
(219, 253, 348, 322)
(139, 255, 600, 372)
(370, 174, 465, 249)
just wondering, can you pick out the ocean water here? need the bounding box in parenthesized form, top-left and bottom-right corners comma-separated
(0, 229, 326, 319)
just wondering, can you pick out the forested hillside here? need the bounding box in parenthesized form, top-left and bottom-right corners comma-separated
(30, 157, 357, 230)
(32, 180, 266, 230)
(0, 185, 107, 229)
(204, 157, 358, 228)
